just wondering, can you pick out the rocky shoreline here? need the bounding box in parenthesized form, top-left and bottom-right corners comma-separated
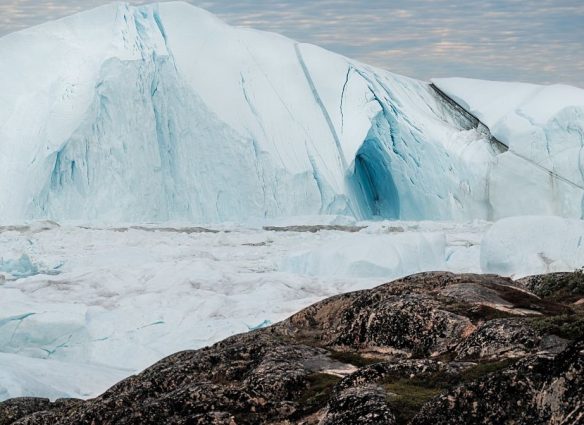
(1, 271, 583, 424)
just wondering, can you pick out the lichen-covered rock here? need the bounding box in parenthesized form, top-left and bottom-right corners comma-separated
(332, 359, 470, 394)
(0, 398, 82, 425)
(276, 272, 568, 359)
(0, 399, 52, 425)
(412, 340, 584, 425)
(320, 385, 397, 425)
(454, 318, 541, 360)
(520, 271, 584, 304)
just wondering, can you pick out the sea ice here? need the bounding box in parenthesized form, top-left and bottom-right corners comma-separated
(0, 218, 581, 400)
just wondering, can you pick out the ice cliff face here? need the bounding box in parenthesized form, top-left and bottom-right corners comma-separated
(433, 78, 584, 219)
(0, 2, 583, 223)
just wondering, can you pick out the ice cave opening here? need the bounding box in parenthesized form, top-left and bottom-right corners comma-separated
(351, 136, 400, 219)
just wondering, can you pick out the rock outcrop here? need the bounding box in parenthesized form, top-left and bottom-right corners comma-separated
(1, 271, 583, 424)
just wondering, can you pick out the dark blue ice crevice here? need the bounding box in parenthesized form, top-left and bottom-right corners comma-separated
(349, 113, 400, 219)
(135, 6, 180, 214)
(339, 66, 352, 133)
(353, 139, 400, 218)
(150, 56, 186, 217)
(306, 149, 327, 213)
(347, 69, 440, 220)
(346, 70, 414, 220)
(152, 7, 168, 46)
(0, 312, 36, 346)
(49, 150, 66, 191)
(240, 73, 270, 214)
(41, 334, 73, 358)
(0, 312, 36, 328)
(47, 129, 90, 199)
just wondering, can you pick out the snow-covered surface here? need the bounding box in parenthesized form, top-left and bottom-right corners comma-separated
(0, 217, 581, 401)
(1, 2, 582, 223)
(431, 78, 584, 133)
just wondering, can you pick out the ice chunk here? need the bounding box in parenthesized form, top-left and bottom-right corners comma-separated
(0, 255, 38, 279)
(0, 353, 127, 401)
(246, 320, 273, 331)
(480, 216, 584, 277)
(0, 254, 61, 280)
(282, 232, 447, 279)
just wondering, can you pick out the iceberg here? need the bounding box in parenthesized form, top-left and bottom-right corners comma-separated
(0, 2, 582, 224)
(0, 254, 61, 280)
(282, 231, 446, 279)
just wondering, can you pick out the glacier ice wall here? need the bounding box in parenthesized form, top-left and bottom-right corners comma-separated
(0, 2, 582, 223)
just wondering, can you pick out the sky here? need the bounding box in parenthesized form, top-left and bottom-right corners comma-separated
(0, 0, 582, 87)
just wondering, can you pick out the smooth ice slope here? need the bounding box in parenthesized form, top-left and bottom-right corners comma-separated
(433, 78, 584, 219)
(2, 2, 581, 223)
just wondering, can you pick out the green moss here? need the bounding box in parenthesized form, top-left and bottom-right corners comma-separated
(529, 313, 584, 340)
(329, 351, 384, 368)
(297, 373, 341, 414)
(381, 359, 516, 421)
(385, 380, 443, 422)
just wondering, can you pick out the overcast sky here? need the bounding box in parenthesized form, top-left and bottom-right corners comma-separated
(1, 0, 582, 87)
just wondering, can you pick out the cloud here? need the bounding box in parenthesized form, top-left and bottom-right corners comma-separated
(0, 0, 582, 87)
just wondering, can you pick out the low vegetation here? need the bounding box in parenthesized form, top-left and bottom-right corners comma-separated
(529, 313, 584, 340)
(297, 373, 342, 415)
(385, 380, 443, 422)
